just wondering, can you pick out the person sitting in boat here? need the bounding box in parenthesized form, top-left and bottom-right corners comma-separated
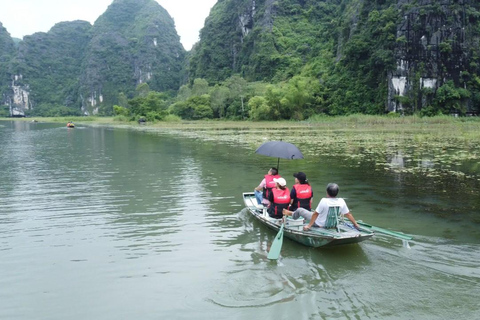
(289, 172, 313, 211)
(267, 177, 290, 219)
(283, 183, 360, 231)
(254, 167, 281, 207)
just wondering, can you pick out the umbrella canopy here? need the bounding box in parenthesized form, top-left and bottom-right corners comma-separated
(255, 141, 303, 169)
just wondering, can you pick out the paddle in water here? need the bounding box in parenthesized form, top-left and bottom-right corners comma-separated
(267, 223, 284, 260)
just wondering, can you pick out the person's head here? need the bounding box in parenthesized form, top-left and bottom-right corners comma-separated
(293, 172, 308, 184)
(268, 167, 278, 175)
(273, 177, 287, 190)
(326, 183, 339, 197)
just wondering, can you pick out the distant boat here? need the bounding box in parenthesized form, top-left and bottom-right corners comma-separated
(66, 122, 75, 128)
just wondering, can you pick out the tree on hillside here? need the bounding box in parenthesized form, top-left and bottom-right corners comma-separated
(224, 75, 248, 119)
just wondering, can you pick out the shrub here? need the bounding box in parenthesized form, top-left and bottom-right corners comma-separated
(113, 105, 129, 116)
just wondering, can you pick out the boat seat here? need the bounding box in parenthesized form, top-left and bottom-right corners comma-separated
(324, 206, 341, 232)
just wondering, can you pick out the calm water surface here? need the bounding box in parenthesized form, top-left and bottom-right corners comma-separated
(0, 120, 479, 319)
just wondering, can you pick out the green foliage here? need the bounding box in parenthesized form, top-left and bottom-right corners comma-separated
(419, 105, 441, 117)
(248, 96, 271, 120)
(169, 94, 213, 120)
(432, 81, 471, 114)
(128, 91, 170, 116)
(113, 105, 129, 116)
(176, 85, 191, 101)
(145, 111, 167, 121)
(192, 104, 214, 120)
(169, 101, 191, 119)
(117, 92, 129, 108)
(0, 105, 9, 117)
(191, 78, 209, 96)
(210, 85, 230, 118)
(136, 83, 151, 97)
(0, 23, 15, 102)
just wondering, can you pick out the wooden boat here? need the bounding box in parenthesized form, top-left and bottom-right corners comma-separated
(243, 192, 375, 248)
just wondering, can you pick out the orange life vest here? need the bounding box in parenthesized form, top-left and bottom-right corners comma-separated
(263, 174, 281, 199)
(292, 184, 312, 210)
(268, 187, 290, 219)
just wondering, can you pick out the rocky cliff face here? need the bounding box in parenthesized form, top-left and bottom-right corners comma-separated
(0, 22, 16, 115)
(0, 0, 185, 116)
(388, 0, 480, 113)
(12, 21, 92, 115)
(190, 0, 480, 114)
(2, 0, 479, 116)
(79, 0, 185, 115)
(189, 0, 284, 83)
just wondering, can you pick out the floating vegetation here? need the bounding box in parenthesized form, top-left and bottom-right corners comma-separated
(106, 118, 480, 184)
(14, 116, 480, 183)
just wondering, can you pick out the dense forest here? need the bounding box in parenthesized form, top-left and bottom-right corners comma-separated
(1, 0, 480, 120)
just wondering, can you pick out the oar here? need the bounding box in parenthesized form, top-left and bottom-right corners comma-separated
(357, 221, 412, 241)
(267, 223, 284, 260)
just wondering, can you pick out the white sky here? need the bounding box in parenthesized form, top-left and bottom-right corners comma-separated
(0, 0, 217, 50)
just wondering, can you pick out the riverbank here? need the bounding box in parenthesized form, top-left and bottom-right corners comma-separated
(7, 113, 480, 131)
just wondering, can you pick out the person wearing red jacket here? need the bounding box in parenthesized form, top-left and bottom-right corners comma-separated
(267, 177, 290, 219)
(289, 172, 313, 211)
(254, 167, 281, 206)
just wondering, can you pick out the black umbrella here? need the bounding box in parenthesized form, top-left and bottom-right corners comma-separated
(255, 140, 304, 170)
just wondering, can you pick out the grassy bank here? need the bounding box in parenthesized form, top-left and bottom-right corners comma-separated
(6, 113, 480, 130)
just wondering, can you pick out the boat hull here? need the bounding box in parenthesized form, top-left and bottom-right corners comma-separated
(243, 192, 374, 248)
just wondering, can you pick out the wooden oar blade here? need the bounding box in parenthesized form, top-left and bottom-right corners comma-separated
(267, 224, 284, 260)
(357, 221, 412, 241)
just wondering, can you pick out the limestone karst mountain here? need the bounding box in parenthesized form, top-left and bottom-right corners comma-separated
(1, 0, 185, 116)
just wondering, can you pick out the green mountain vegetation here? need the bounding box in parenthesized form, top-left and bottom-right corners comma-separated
(80, 0, 185, 115)
(1, 0, 479, 120)
(187, 0, 480, 119)
(0, 22, 15, 116)
(14, 21, 92, 116)
(0, 0, 185, 117)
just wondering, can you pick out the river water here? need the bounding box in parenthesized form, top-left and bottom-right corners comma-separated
(0, 120, 479, 320)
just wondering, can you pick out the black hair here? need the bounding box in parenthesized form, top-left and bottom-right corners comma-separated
(270, 167, 278, 175)
(326, 183, 339, 197)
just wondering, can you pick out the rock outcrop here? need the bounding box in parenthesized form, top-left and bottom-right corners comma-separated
(388, 0, 478, 113)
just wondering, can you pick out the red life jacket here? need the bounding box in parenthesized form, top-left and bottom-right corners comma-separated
(268, 187, 290, 219)
(263, 174, 281, 199)
(292, 184, 312, 210)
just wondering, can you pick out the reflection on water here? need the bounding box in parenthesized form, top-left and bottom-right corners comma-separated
(0, 120, 479, 320)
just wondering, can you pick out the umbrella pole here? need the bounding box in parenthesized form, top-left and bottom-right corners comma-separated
(277, 158, 280, 171)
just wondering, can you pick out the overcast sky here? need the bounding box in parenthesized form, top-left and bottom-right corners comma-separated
(0, 0, 217, 50)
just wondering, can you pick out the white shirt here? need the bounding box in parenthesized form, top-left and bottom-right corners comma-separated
(314, 197, 349, 227)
